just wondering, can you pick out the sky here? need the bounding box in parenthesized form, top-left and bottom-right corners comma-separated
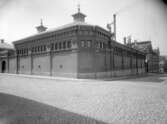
(0, 0, 167, 55)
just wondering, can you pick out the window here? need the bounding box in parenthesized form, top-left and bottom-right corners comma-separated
(26, 49, 27, 54)
(51, 43, 54, 50)
(81, 41, 85, 47)
(96, 42, 100, 48)
(55, 43, 58, 50)
(100, 42, 103, 48)
(35, 47, 37, 53)
(44, 45, 46, 51)
(103, 43, 106, 48)
(63, 42, 66, 49)
(67, 41, 71, 48)
(59, 42, 62, 49)
(26, 49, 28, 55)
(38, 46, 40, 52)
(87, 41, 92, 47)
(40, 46, 43, 52)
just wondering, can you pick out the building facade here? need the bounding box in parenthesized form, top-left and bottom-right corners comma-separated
(0, 9, 146, 78)
(0, 39, 14, 73)
(159, 56, 167, 73)
(128, 41, 159, 73)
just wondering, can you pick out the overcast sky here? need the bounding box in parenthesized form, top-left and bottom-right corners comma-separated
(0, 0, 167, 55)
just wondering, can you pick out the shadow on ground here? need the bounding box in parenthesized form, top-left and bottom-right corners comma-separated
(0, 93, 108, 124)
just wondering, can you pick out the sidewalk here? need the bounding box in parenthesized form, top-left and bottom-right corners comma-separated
(0, 73, 92, 82)
(0, 72, 164, 82)
(102, 73, 163, 81)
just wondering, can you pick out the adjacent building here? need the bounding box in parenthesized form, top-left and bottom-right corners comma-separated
(159, 56, 167, 73)
(127, 40, 159, 73)
(0, 9, 146, 78)
(0, 39, 14, 73)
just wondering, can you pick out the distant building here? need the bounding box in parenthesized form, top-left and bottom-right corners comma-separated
(126, 40, 159, 73)
(0, 8, 146, 78)
(159, 56, 167, 73)
(0, 39, 15, 73)
(159, 56, 165, 73)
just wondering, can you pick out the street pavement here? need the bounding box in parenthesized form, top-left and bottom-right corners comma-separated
(0, 73, 167, 124)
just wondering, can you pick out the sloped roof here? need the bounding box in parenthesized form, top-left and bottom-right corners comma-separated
(13, 21, 96, 44)
(0, 42, 14, 50)
(43, 21, 93, 33)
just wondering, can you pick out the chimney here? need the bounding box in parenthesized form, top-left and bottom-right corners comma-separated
(123, 37, 126, 45)
(113, 14, 116, 40)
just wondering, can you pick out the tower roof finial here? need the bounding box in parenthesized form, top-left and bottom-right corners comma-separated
(36, 18, 47, 33)
(72, 3, 86, 22)
(77, 3, 80, 13)
(40, 18, 43, 26)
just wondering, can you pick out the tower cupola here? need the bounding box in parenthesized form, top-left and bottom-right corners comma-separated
(72, 4, 86, 22)
(36, 19, 47, 33)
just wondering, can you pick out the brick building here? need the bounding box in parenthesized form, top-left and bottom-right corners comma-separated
(0, 9, 146, 78)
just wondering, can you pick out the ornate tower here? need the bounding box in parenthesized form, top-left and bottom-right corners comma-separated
(72, 4, 86, 22)
(36, 19, 47, 33)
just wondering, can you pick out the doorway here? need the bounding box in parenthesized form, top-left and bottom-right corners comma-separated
(1, 61, 6, 73)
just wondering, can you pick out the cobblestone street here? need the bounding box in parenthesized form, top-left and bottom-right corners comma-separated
(0, 74, 167, 124)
